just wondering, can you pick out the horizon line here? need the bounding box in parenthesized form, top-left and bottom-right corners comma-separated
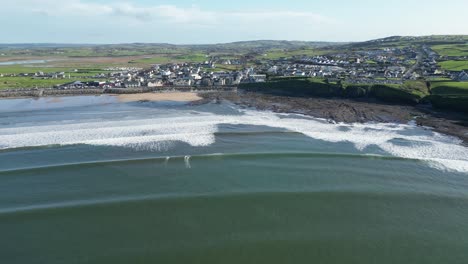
(1, 34, 467, 46)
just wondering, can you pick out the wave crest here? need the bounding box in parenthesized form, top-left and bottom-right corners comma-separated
(1, 108, 467, 173)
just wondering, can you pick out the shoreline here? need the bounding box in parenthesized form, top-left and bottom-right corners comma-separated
(0, 89, 466, 145)
(0, 91, 203, 103)
(0, 86, 237, 99)
(117, 92, 202, 102)
(198, 91, 468, 145)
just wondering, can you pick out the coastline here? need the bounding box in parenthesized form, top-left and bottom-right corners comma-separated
(0, 86, 237, 99)
(197, 91, 468, 145)
(0, 89, 466, 145)
(117, 92, 201, 102)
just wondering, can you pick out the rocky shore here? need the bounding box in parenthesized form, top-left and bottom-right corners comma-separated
(1, 87, 466, 145)
(197, 91, 468, 145)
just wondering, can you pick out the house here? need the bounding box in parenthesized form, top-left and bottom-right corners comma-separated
(59, 81, 85, 89)
(201, 77, 213, 86)
(213, 78, 226, 86)
(267, 66, 278, 75)
(86, 81, 101, 87)
(173, 78, 192, 86)
(122, 81, 141, 88)
(455, 71, 468, 82)
(100, 82, 115, 88)
(147, 80, 164, 87)
(295, 71, 305, 76)
(190, 73, 202, 80)
(249, 74, 267, 83)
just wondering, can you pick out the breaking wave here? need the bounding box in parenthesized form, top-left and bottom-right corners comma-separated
(0, 108, 467, 173)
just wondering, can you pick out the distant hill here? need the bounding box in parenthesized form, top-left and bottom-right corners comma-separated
(340, 35, 468, 50)
(0, 36, 466, 51)
(0, 40, 342, 52)
(0, 36, 466, 57)
(0, 43, 97, 49)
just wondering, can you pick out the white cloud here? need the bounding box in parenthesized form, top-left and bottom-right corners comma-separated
(0, 0, 341, 43)
(21, 0, 335, 26)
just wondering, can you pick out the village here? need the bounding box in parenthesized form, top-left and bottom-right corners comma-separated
(1, 44, 466, 90)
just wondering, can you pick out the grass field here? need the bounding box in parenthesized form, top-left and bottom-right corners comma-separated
(172, 53, 208, 62)
(259, 48, 331, 60)
(430, 80, 468, 95)
(130, 53, 207, 64)
(0, 65, 71, 74)
(0, 46, 188, 57)
(0, 64, 113, 79)
(129, 57, 175, 64)
(438, 60, 468, 71)
(0, 55, 154, 71)
(400, 81, 430, 96)
(0, 64, 110, 89)
(0, 76, 97, 89)
(432, 44, 468, 57)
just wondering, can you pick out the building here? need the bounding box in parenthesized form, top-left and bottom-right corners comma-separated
(59, 81, 85, 89)
(173, 78, 192, 86)
(249, 74, 267, 83)
(455, 71, 468, 82)
(147, 80, 164, 87)
(122, 81, 141, 88)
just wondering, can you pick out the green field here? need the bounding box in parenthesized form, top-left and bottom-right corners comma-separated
(0, 65, 72, 74)
(130, 53, 207, 64)
(438, 60, 468, 71)
(129, 57, 174, 64)
(173, 53, 208, 62)
(430, 80, 468, 95)
(0, 46, 188, 57)
(259, 48, 330, 60)
(432, 44, 468, 57)
(0, 65, 109, 89)
(240, 77, 428, 104)
(0, 76, 97, 89)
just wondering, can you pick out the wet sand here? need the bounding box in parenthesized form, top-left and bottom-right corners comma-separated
(118, 92, 202, 102)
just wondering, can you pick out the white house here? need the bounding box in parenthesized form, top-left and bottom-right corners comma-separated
(173, 78, 192, 86)
(249, 74, 267, 83)
(147, 80, 164, 87)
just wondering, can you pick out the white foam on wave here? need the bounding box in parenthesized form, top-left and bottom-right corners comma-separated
(1, 107, 467, 173)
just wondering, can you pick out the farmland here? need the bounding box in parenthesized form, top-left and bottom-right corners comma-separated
(0, 76, 97, 89)
(437, 60, 468, 71)
(259, 48, 330, 60)
(431, 44, 468, 57)
(129, 53, 208, 64)
(430, 80, 468, 95)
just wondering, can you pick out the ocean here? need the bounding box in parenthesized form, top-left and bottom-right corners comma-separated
(1, 95, 467, 263)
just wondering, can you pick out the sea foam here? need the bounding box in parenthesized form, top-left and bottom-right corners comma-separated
(0, 108, 467, 173)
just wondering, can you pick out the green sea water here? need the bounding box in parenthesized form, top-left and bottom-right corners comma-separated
(0, 96, 467, 263)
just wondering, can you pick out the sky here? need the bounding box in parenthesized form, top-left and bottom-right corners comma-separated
(1, 0, 467, 44)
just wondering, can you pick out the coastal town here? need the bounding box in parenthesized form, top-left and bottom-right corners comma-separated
(1, 41, 466, 91)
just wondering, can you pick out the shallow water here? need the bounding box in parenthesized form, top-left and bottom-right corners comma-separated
(1, 96, 467, 263)
(0, 59, 50, 65)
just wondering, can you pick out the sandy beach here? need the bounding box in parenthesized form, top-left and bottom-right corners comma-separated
(117, 92, 202, 102)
